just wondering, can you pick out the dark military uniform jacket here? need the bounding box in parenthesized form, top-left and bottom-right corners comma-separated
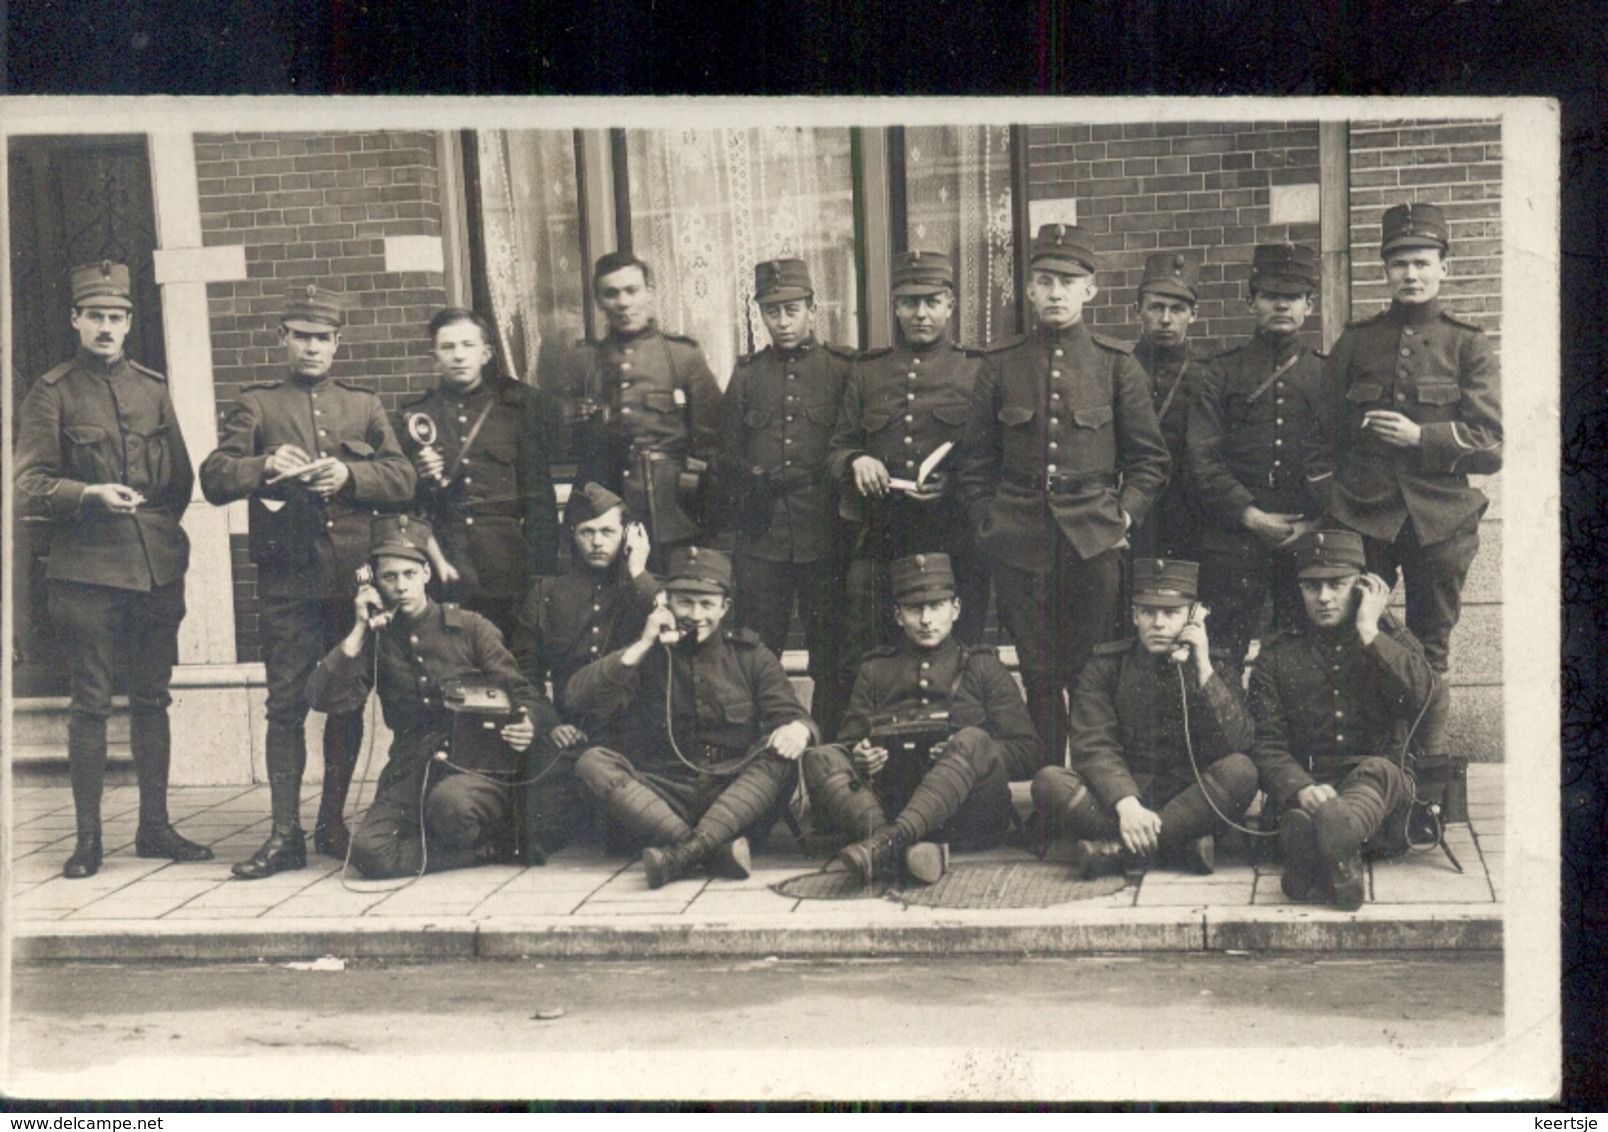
(1069, 639, 1254, 810)
(836, 636, 1040, 781)
(200, 371, 415, 599)
(1248, 615, 1435, 810)
(16, 348, 193, 591)
(398, 375, 559, 597)
(1133, 339, 1199, 473)
(958, 323, 1170, 570)
(561, 322, 721, 541)
(511, 562, 661, 723)
(566, 625, 817, 773)
(307, 600, 555, 805)
(828, 338, 980, 541)
(1318, 300, 1502, 546)
(718, 336, 852, 561)
(1186, 331, 1329, 549)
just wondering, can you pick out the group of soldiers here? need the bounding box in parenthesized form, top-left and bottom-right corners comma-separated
(17, 198, 1500, 912)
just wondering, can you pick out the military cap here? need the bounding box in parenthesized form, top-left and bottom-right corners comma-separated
(370, 513, 432, 565)
(70, 261, 134, 310)
(891, 249, 955, 297)
(1380, 202, 1449, 256)
(566, 481, 628, 527)
(754, 258, 813, 304)
(890, 553, 957, 604)
(1291, 530, 1366, 579)
(663, 546, 732, 595)
(1137, 252, 1201, 304)
(1249, 243, 1320, 294)
(1131, 558, 1199, 608)
(1029, 223, 1098, 277)
(282, 284, 346, 332)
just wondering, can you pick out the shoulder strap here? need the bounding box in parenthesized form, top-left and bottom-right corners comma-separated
(1245, 352, 1302, 404)
(1154, 358, 1189, 424)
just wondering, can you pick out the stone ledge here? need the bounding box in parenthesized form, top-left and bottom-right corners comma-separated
(1205, 904, 1502, 951)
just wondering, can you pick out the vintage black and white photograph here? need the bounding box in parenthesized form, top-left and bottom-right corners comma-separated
(0, 96, 1559, 1103)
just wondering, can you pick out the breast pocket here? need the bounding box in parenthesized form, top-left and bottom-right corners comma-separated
(341, 438, 376, 462)
(124, 424, 172, 490)
(63, 425, 116, 483)
(1072, 404, 1113, 431)
(931, 401, 972, 435)
(477, 441, 518, 492)
(1413, 382, 1462, 423)
(742, 408, 773, 430)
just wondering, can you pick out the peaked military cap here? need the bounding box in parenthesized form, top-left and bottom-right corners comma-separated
(282, 284, 346, 332)
(1131, 558, 1199, 608)
(754, 258, 813, 303)
(1029, 223, 1098, 277)
(71, 261, 134, 310)
(891, 552, 957, 603)
(891, 249, 955, 297)
(664, 546, 732, 595)
(1292, 530, 1366, 579)
(566, 481, 628, 527)
(1249, 243, 1320, 294)
(1380, 202, 1449, 256)
(370, 513, 432, 564)
(1138, 252, 1201, 304)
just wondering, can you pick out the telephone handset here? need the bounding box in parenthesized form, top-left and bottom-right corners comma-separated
(355, 565, 398, 630)
(1170, 602, 1207, 664)
(652, 592, 683, 646)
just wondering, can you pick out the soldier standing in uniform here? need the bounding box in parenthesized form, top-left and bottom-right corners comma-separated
(200, 286, 415, 877)
(397, 307, 558, 637)
(307, 516, 555, 879)
(1187, 243, 1331, 669)
(509, 482, 659, 855)
(957, 224, 1170, 768)
(1316, 202, 1501, 767)
(1130, 252, 1205, 563)
(1248, 530, 1438, 911)
(563, 252, 722, 564)
(1031, 559, 1258, 878)
(16, 262, 213, 877)
(568, 547, 817, 889)
(802, 553, 1036, 888)
(718, 258, 853, 739)
(829, 250, 989, 701)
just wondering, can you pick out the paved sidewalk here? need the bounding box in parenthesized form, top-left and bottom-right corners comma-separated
(7, 764, 1503, 961)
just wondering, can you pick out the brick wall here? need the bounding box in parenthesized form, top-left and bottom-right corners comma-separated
(193, 130, 449, 661)
(1025, 121, 1322, 358)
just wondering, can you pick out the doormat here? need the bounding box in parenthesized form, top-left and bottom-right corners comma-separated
(773, 861, 1127, 908)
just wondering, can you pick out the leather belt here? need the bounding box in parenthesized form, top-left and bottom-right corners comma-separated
(1005, 471, 1116, 493)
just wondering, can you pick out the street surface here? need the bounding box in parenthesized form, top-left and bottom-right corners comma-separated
(6, 953, 1502, 1100)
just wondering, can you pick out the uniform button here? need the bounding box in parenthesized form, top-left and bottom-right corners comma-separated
(419, 675, 428, 683)
(1051, 417, 1060, 426)
(458, 415, 468, 424)
(1275, 417, 1283, 425)
(1048, 442, 1059, 450)
(591, 626, 600, 634)
(621, 407, 632, 414)
(1397, 392, 1408, 401)
(325, 519, 334, 529)
(1400, 347, 1411, 357)
(314, 409, 323, 416)
(784, 459, 793, 467)
(784, 437, 793, 445)
(786, 414, 794, 422)
(621, 381, 632, 389)
(319, 429, 327, 436)
(1051, 369, 1062, 379)
(904, 436, 914, 444)
(905, 461, 916, 469)
(463, 477, 473, 485)
(788, 374, 796, 380)
(1336, 733, 1345, 743)
(1275, 396, 1284, 405)
(1051, 392, 1061, 401)
(907, 372, 918, 380)
(465, 517, 475, 526)
(1273, 459, 1282, 468)
(1404, 327, 1415, 336)
(913, 357, 922, 365)
(1274, 439, 1283, 447)
(903, 414, 913, 423)
(590, 646, 598, 655)
(1047, 464, 1058, 473)
(907, 392, 916, 401)
(920, 661, 931, 670)
(410, 635, 420, 644)
(593, 604, 602, 612)
(1054, 349, 1064, 358)
(1334, 710, 1343, 718)
(918, 679, 929, 688)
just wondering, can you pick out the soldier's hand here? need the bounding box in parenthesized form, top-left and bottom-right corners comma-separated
(1353, 572, 1393, 637)
(1295, 783, 1338, 814)
(354, 583, 387, 629)
(1174, 612, 1210, 661)
(852, 455, 892, 498)
(1243, 506, 1302, 546)
(1114, 796, 1162, 856)
(550, 723, 588, 750)
(436, 559, 462, 586)
(624, 522, 651, 576)
(769, 720, 813, 761)
(306, 457, 350, 497)
(265, 444, 313, 478)
(852, 738, 889, 779)
(641, 603, 681, 647)
(1362, 410, 1423, 448)
(414, 446, 446, 481)
(84, 484, 144, 514)
(501, 709, 535, 752)
(906, 470, 949, 503)
(1275, 517, 1318, 550)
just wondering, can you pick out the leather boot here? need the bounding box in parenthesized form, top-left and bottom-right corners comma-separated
(313, 820, 351, 859)
(1314, 797, 1367, 912)
(1068, 838, 1128, 880)
(314, 711, 362, 858)
(708, 836, 752, 881)
(1176, 834, 1216, 876)
(232, 823, 307, 880)
(642, 837, 709, 890)
(839, 827, 944, 888)
(63, 834, 103, 879)
(1279, 808, 1320, 901)
(135, 823, 215, 862)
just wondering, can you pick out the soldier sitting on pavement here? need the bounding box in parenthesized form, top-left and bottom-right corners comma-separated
(1031, 558, 1258, 879)
(509, 482, 660, 856)
(306, 515, 556, 879)
(568, 547, 817, 889)
(1249, 530, 1440, 911)
(801, 553, 1038, 889)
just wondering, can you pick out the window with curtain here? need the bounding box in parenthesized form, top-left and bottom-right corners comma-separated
(473, 130, 586, 392)
(623, 127, 860, 385)
(901, 124, 1016, 348)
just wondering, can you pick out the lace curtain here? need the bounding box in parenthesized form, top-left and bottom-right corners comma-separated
(902, 124, 1016, 348)
(474, 130, 586, 390)
(624, 127, 860, 385)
